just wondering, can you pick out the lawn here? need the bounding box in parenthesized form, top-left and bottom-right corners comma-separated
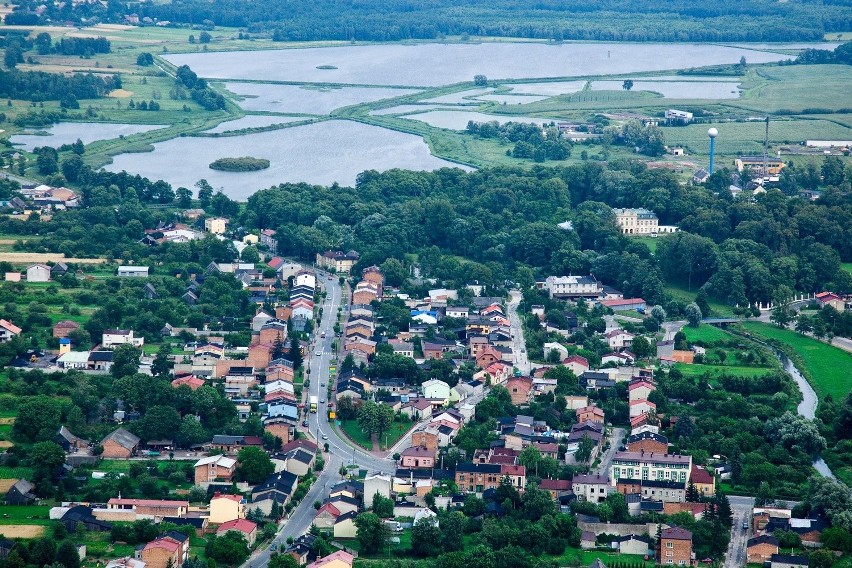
(339, 419, 413, 451)
(664, 283, 734, 317)
(633, 236, 658, 253)
(0, 505, 52, 526)
(674, 363, 774, 378)
(545, 549, 654, 567)
(740, 322, 852, 400)
(682, 324, 733, 344)
(842, 263, 852, 276)
(0, 466, 35, 480)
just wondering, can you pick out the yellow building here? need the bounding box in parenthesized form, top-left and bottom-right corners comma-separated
(734, 156, 785, 177)
(209, 493, 246, 524)
(204, 217, 229, 234)
(614, 208, 659, 236)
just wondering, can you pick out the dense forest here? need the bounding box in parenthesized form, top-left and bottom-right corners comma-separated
(5, 0, 852, 42)
(0, 69, 120, 102)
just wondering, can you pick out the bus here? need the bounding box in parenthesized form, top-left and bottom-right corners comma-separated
(309, 396, 318, 413)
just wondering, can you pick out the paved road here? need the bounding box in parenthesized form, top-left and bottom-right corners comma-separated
(247, 268, 393, 568)
(507, 290, 531, 375)
(724, 496, 755, 568)
(661, 320, 686, 341)
(594, 427, 625, 476)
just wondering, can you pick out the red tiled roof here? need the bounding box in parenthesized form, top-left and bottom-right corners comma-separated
(500, 464, 526, 476)
(690, 464, 714, 485)
(601, 298, 646, 308)
(143, 538, 180, 553)
(662, 526, 692, 540)
(537, 478, 571, 491)
(217, 519, 257, 534)
(109, 498, 188, 507)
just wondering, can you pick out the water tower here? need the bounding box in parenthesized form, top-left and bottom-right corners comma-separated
(708, 128, 719, 174)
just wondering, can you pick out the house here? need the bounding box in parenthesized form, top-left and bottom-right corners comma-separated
(107, 499, 189, 517)
(389, 340, 414, 358)
(53, 320, 80, 339)
(209, 493, 246, 524)
(564, 395, 589, 410)
(455, 463, 503, 493)
(815, 291, 845, 312)
(626, 431, 668, 454)
(333, 511, 358, 539)
(316, 250, 359, 274)
(628, 379, 656, 402)
(770, 554, 808, 568)
(692, 169, 710, 184)
(747, 535, 779, 563)
(204, 217, 228, 234)
(580, 530, 596, 549)
(614, 534, 654, 555)
(505, 377, 533, 405)
(137, 537, 184, 568)
(260, 229, 278, 253)
(614, 208, 659, 236)
(689, 465, 715, 497)
(252, 471, 298, 515)
(658, 526, 693, 566)
(537, 478, 571, 500)
(421, 379, 450, 403)
(580, 371, 616, 391)
(26, 264, 51, 282)
(216, 519, 257, 547)
(101, 428, 141, 458)
(307, 551, 355, 568)
(735, 156, 784, 177)
(576, 405, 605, 424)
(363, 474, 392, 508)
(572, 474, 611, 503)
(172, 376, 205, 390)
(102, 329, 144, 348)
(281, 448, 315, 477)
(117, 266, 149, 278)
(5, 480, 36, 505)
(601, 297, 647, 312)
(539, 275, 602, 299)
(629, 399, 656, 418)
(207, 435, 263, 455)
(105, 558, 146, 568)
(193, 455, 236, 485)
(0, 318, 21, 343)
(611, 451, 691, 486)
(446, 306, 469, 319)
(400, 446, 436, 468)
(314, 502, 342, 529)
(605, 329, 635, 349)
(56, 425, 88, 452)
(665, 109, 693, 123)
(601, 352, 634, 366)
(401, 398, 433, 420)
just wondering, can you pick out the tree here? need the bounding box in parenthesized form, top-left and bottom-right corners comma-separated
(135, 406, 182, 442)
(463, 494, 486, 517)
(207, 532, 249, 565)
(12, 395, 61, 442)
(289, 339, 303, 371)
(575, 434, 595, 463)
(631, 335, 653, 358)
(685, 302, 702, 327)
(151, 343, 174, 378)
(196, 179, 214, 207)
(809, 549, 836, 568)
(199, 31, 212, 43)
(356, 401, 395, 439)
(764, 412, 826, 456)
(176, 187, 193, 208)
(411, 516, 442, 557)
(354, 512, 389, 555)
(650, 305, 666, 323)
(56, 540, 81, 568)
(236, 446, 274, 484)
(372, 493, 394, 518)
(111, 344, 142, 379)
(268, 554, 299, 568)
(473, 74, 488, 86)
(336, 395, 357, 420)
(622, 79, 633, 90)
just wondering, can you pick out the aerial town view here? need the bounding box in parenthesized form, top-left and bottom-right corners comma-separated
(0, 1, 851, 567)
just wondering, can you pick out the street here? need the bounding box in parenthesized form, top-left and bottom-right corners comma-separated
(507, 290, 531, 375)
(724, 495, 755, 568)
(246, 268, 393, 568)
(594, 427, 625, 476)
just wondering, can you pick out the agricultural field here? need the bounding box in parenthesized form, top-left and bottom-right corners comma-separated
(682, 323, 735, 344)
(740, 321, 852, 400)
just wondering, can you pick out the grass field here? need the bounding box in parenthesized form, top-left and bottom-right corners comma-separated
(682, 324, 734, 344)
(674, 362, 774, 378)
(664, 283, 734, 317)
(0, 505, 52, 526)
(339, 419, 412, 451)
(842, 263, 852, 276)
(633, 236, 659, 253)
(740, 322, 852, 400)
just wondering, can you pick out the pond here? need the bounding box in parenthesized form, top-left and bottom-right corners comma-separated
(403, 110, 558, 131)
(10, 122, 166, 151)
(205, 115, 306, 133)
(591, 80, 742, 99)
(496, 81, 588, 96)
(164, 42, 790, 86)
(104, 120, 469, 199)
(474, 94, 550, 104)
(222, 82, 420, 114)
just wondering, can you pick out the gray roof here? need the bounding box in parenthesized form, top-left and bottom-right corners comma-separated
(102, 428, 140, 450)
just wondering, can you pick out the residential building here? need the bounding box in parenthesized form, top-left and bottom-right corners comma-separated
(117, 266, 149, 278)
(770, 555, 808, 568)
(307, 551, 355, 568)
(0, 320, 21, 343)
(333, 511, 358, 539)
(107, 499, 189, 517)
(421, 379, 450, 402)
(629, 399, 656, 418)
(626, 431, 668, 454)
(101, 428, 140, 458)
(747, 535, 779, 564)
(505, 376, 533, 405)
(815, 291, 846, 312)
(316, 250, 359, 273)
(614, 208, 659, 236)
(137, 536, 185, 568)
(614, 534, 654, 555)
(665, 109, 693, 123)
(572, 474, 611, 503)
(576, 405, 605, 424)
(314, 503, 342, 529)
(260, 229, 278, 253)
(216, 519, 257, 547)
(204, 217, 228, 234)
(658, 526, 693, 566)
(26, 264, 51, 282)
(207, 435, 263, 454)
(689, 465, 715, 497)
(102, 329, 144, 348)
(601, 298, 647, 312)
(400, 446, 436, 468)
(539, 275, 602, 299)
(209, 493, 246, 524)
(363, 474, 392, 508)
(735, 156, 785, 177)
(605, 329, 635, 349)
(537, 478, 571, 500)
(455, 463, 502, 493)
(53, 320, 80, 339)
(193, 455, 236, 485)
(610, 451, 692, 486)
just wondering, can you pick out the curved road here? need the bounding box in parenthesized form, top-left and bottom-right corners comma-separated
(247, 267, 394, 568)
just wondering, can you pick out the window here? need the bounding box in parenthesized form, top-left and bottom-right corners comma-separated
(666, 561, 673, 565)
(666, 552, 673, 557)
(666, 542, 673, 549)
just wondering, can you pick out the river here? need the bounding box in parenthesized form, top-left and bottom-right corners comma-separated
(779, 353, 835, 478)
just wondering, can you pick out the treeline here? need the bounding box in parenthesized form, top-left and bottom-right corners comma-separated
(175, 64, 226, 110)
(794, 40, 852, 65)
(5, 0, 851, 41)
(0, 69, 120, 102)
(466, 121, 572, 162)
(33, 33, 111, 56)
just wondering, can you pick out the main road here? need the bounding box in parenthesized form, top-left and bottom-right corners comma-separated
(247, 268, 394, 568)
(507, 290, 531, 375)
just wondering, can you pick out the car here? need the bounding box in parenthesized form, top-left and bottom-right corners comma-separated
(321, 382, 326, 387)
(315, 352, 321, 357)
(320, 399, 326, 403)
(322, 434, 328, 440)
(302, 420, 309, 427)
(270, 544, 277, 551)
(328, 275, 333, 280)
(742, 522, 748, 530)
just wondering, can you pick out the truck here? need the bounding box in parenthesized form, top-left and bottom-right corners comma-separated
(309, 395, 318, 413)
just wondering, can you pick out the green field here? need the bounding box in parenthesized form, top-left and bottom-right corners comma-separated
(633, 236, 659, 253)
(740, 322, 852, 400)
(0, 505, 52, 525)
(674, 362, 774, 378)
(339, 419, 412, 451)
(842, 263, 852, 276)
(682, 324, 734, 344)
(664, 284, 734, 317)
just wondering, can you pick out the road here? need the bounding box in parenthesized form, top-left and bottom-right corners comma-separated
(661, 320, 686, 341)
(507, 290, 531, 375)
(247, 269, 393, 568)
(594, 427, 625, 476)
(724, 495, 755, 568)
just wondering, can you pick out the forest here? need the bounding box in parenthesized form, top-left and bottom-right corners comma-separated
(0, 69, 120, 102)
(5, 0, 852, 42)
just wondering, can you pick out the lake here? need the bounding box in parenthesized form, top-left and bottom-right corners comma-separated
(10, 122, 165, 151)
(164, 42, 790, 86)
(104, 120, 468, 199)
(403, 111, 558, 130)
(369, 104, 460, 116)
(591, 80, 742, 99)
(222, 82, 420, 114)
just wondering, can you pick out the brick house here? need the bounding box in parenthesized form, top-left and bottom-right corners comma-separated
(747, 535, 779, 563)
(475, 346, 502, 369)
(138, 537, 184, 568)
(658, 526, 693, 566)
(537, 478, 571, 500)
(455, 463, 502, 493)
(216, 519, 258, 547)
(193, 455, 236, 485)
(400, 446, 436, 468)
(505, 377, 533, 405)
(107, 499, 189, 517)
(563, 355, 590, 376)
(53, 320, 80, 339)
(410, 431, 438, 452)
(576, 405, 605, 424)
(626, 431, 669, 454)
(101, 428, 140, 458)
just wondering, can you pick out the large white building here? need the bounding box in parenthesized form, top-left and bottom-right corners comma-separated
(102, 329, 144, 348)
(540, 275, 602, 299)
(610, 450, 692, 486)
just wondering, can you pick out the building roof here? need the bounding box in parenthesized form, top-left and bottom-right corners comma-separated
(770, 555, 809, 565)
(690, 464, 714, 485)
(601, 298, 646, 308)
(401, 446, 436, 458)
(456, 462, 501, 474)
(661, 526, 692, 540)
(143, 537, 180, 554)
(748, 534, 779, 547)
(109, 498, 189, 508)
(217, 519, 257, 534)
(572, 473, 609, 485)
(308, 551, 355, 568)
(537, 478, 571, 491)
(102, 428, 140, 450)
(0, 319, 22, 335)
(612, 451, 690, 465)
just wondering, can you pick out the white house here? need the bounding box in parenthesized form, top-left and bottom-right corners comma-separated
(57, 351, 90, 369)
(117, 266, 149, 278)
(629, 399, 656, 418)
(252, 311, 274, 332)
(26, 264, 51, 282)
(0, 319, 22, 343)
(411, 312, 438, 325)
(363, 474, 392, 508)
(605, 330, 635, 350)
(422, 380, 451, 403)
(445, 306, 469, 319)
(265, 380, 295, 397)
(294, 272, 317, 290)
(544, 342, 569, 361)
(102, 329, 144, 348)
(540, 275, 602, 299)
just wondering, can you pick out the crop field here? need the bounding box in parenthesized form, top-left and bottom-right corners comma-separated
(732, 64, 852, 113)
(0, 525, 46, 538)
